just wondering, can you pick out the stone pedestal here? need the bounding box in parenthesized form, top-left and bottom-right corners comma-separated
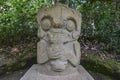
(20, 64, 94, 80)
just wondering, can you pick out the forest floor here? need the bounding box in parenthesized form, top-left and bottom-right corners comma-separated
(0, 69, 27, 80)
(0, 40, 119, 80)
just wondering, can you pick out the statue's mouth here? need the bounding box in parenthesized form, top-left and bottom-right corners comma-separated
(50, 60, 68, 72)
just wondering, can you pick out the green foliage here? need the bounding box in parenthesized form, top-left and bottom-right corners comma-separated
(0, 0, 119, 54)
(77, 1, 120, 54)
(0, 0, 51, 45)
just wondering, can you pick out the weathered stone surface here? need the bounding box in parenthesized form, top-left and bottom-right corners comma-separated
(20, 3, 94, 80)
(37, 3, 81, 72)
(20, 64, 94, 80)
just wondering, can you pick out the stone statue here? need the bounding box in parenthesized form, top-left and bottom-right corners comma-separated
(20, 3, 94, 80)
(37, 3, 81, 72)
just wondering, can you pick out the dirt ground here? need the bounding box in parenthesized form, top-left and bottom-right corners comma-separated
(0, 69, 27, 80)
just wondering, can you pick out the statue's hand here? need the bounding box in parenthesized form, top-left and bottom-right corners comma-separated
(47, 47, 62, 59)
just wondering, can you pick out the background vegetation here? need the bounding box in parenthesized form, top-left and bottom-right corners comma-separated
(0, 0, 119, 55)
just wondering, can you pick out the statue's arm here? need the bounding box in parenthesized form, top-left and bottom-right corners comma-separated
(73, 41, 81, 64)
(66, 41, 81, 67)
(37, 40, 49, 64)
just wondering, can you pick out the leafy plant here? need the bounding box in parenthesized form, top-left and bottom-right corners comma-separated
(77, 1, 120, 54)
(0, 0, 119, 54)
(0, 0, 52, 45)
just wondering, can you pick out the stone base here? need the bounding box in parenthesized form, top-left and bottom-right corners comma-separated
(20, 64, 94, 80)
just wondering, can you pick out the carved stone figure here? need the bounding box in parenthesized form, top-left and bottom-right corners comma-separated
(20, 3, 94, 80)
(37, 3, 81, 72)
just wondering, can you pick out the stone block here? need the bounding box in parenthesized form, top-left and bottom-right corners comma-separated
(20, 64, 94, 80)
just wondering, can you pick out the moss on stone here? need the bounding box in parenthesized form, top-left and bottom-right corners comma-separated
(81, 54, 120, 79)
(0, 56, 36, 75)
(0, 48, 37, 75)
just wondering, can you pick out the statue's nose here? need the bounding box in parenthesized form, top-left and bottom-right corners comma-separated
(53, 19, 61, 28)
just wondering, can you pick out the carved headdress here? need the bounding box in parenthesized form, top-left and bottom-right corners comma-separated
(37, 3, 82, 39)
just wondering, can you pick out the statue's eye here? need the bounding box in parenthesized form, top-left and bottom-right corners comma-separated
(41, 19, 51, 31)
(66, 20, 75, 32)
